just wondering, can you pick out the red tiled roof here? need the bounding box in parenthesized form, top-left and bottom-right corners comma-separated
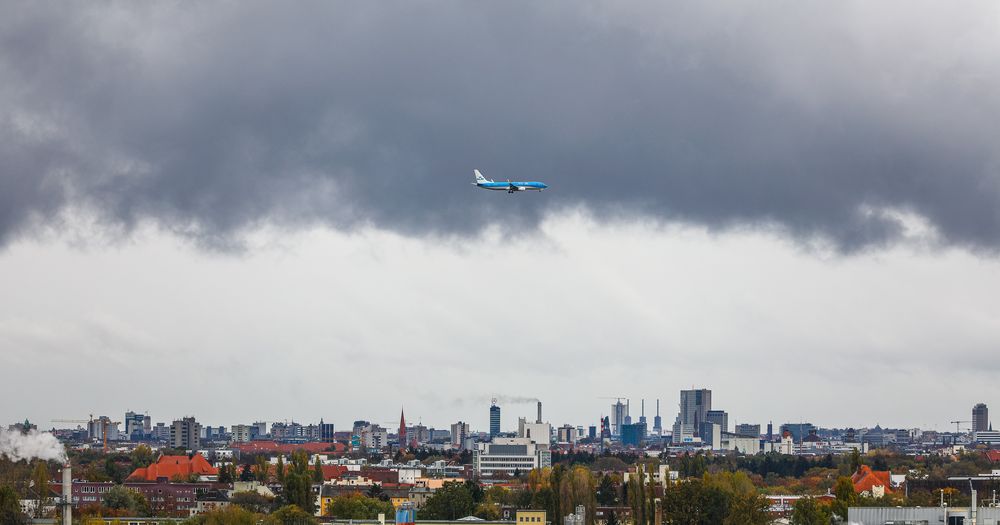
(851, 465, 892, 494)
(128, 454, 218, 482)
(985, 450, 1000, 462)
(320, 465, 349, 481)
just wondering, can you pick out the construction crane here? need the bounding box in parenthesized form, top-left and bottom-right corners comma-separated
(950, 420, 973, 433)
(52, 415, 121, 453)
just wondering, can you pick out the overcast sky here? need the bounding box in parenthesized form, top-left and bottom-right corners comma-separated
(2, 1, 1000, 432)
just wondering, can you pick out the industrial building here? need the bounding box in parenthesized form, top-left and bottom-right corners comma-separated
(473, 437, 552, 476)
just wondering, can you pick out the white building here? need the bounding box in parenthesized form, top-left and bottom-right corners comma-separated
(473, 437, 551, 476)
(518, 418, 551, 444)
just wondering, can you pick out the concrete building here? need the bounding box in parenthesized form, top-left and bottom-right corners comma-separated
(720, 433, 759, 453)
(706, 410, 728, 433)
(473, 437, 551, 476)
(518, 418, 551, 444)
(848, 506, 1000, 524)
(231, 425, 251, 443)
(124, 411, 150, 440)
(974, 403, 989, 432)
(735, 423, 760, 437)
(611, 400, 628, 437)
(171, 417, 201, 450)
(451, 421, 469, 449)
(698, 422, 721, 450)
(672, 389, 711, 444)
(557, 425, 578, 445)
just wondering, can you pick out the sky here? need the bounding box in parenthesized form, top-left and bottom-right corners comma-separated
(2, 1, 1000, 433)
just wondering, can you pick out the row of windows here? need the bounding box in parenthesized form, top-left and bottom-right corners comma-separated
(518, 516, 543, 522)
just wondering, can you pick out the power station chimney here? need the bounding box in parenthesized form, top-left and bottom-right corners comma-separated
(536, 401, 542, 424)
(61, 463, 72, 525)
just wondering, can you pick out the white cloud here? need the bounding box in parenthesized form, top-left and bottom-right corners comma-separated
(1, 212, 997, 432)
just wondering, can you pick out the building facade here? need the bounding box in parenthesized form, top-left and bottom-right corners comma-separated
(473, 437, 551, 476)
(171, 417, 201, 450)
(974, 403, 989, 432)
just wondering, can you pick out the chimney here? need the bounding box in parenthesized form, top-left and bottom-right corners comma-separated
(536, 401, 542, 424)
(61, 463, 72, 525)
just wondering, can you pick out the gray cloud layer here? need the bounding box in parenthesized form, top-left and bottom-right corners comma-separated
(3, 2, 1000, 250)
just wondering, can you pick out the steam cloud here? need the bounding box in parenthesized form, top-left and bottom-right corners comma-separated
(0, 429, 68, 463)
(455, 395, 540, 406)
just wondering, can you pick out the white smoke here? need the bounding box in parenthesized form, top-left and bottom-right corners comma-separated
(0, 429, 68, 463)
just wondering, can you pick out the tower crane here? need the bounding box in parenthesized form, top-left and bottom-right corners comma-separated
(950, 420, 973, 434)
(52, 415, 121, 453)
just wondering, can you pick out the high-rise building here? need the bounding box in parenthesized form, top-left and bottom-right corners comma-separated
(735, 423, 760, 437)
(780, 422, 816, 443)
(767, 421, 774, 442)
(621, 423, 646, 448)
(319, 419, 335, 443)
(653, 399, 663, 436)
(706, 410, 728, 433)
(672, 389, 711, 444)
(588, 426, 597, 439)
(451, 421, 470, 449)
(124, 411, 148, 440)
(600, 416, 611, 439)
(611, 400, 628, 436)
(170, 417, 201, 450)
(490, 401, 501, 438)
(973, 403, 989, 432)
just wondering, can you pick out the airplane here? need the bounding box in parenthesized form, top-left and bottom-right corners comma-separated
(473, 169, 548, 194)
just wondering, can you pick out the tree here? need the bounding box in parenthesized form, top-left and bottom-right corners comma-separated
(239, 464, 255, 482)
(829, 476, 857, 522)
(560, 466, 597, 525)
(325, 493, 393, 519)
(30, 461, 49, 519)
(849, 449, 862, 474)
(218, 462, 236, 484)
(661, 479, 727, 525)
(790, 497, 830, 525)
(312, 456, 323, 483)
(723, 492, 769, 525)
(420, 481, 476, 520)
(0, 485, 28, 525)
(265, 504, 318, 525)
(254, 455, 270, 483)
(230, 491, 274, 514)
(103, 485, 151, 516)
(181, 505, 262, 525)
(130, 445, 155, 470)
(275, 455, 286, 485)
(596, 474, 617, 506)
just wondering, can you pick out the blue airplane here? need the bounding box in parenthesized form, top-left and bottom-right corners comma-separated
(473, 169, 549, 194)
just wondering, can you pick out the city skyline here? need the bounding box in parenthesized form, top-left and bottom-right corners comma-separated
(4, 3, 1000, 436)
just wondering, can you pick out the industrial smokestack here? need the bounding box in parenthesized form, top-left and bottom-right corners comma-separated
(536, 401, 542, 424)
(61, 463, 71, 525)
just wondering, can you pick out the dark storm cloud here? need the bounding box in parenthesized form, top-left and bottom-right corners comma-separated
(3, 2, 1000, 249)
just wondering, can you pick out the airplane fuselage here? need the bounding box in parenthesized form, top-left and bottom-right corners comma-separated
(475, 181, 548, 192)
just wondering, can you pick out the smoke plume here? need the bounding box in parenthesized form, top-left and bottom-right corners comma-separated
(0, 429, 68, 463)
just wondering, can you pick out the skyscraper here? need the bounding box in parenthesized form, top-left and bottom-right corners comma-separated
(490, 401, 501, 438)
(973, 403, 989, 432)
(170, 417, 200, 450)
(672, 389, 712, 444)
(611, 399, 628, 436)
(706, 410, 728, 433)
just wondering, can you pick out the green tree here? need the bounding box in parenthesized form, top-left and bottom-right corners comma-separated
(265, 504, 318, 525)
(560, 466, 597, 525)
(325, 493, 393, 519)
(218, 463, 235, 484)
(103, 485, 151, 516)
(723, 492, 769, 525)
(848, 449, 862, 474)
(596, 474, 617, 506)
(181, 505, 262, 525)
(661, 479, 727, 525)
(790, 497, 830, 525)
(420, 481, 476, 520)
(0, 485, 28, 525)
(30, 461, 49, 519)
(254, 455, 270, 483)
(130, 445, 155, 470)
(230, 491, 275, 514)
(829, 476, 857, 522)
(312, 456, 323, 483)
(239, 464, 255, 482)
(275, 456, 286, 486)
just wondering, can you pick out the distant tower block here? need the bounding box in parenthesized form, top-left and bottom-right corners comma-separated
(490, 399, 501, 437)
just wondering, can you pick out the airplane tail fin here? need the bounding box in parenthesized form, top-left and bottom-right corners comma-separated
(474, 169, 491, 183)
